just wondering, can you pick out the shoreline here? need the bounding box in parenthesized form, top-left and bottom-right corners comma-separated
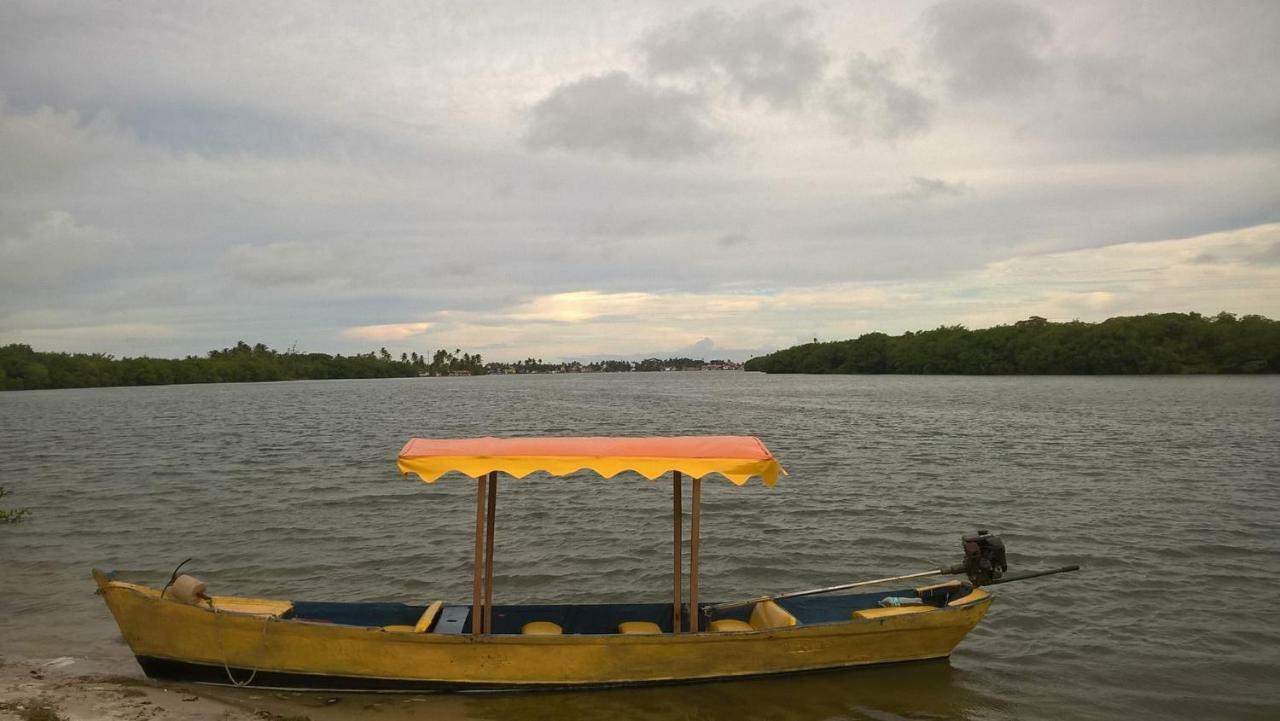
(0, 658, 470, 721)
(0, 658, 255, 721)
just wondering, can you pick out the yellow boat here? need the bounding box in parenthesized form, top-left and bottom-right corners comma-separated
(94, 435, 998, 692)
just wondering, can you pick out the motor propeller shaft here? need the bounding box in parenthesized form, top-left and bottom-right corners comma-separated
(986, 565, 1080, 585)
(705, 530, 1078, 614)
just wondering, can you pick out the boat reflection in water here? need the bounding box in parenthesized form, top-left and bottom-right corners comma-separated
(193, 660, 1007, 721)
(464, 660, 1008, 721)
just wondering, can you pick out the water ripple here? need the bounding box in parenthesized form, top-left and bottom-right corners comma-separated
(1, 374, 1278, 720)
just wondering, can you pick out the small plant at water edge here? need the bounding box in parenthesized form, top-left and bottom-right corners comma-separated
(0, 486, 32, 523)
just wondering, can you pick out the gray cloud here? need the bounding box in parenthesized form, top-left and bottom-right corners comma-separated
(524, 72, 719, 160)
(1030, 2, 1280, 159)
(1259, 242, 1280, 266)
(828, 53, 934, 141)
(894, 176, 971, 201)
(642, 6, 828, 108)
(716, 233, 753, 247)
(0, 211, 121, 290)
(0, 2, 1276, 359)
(222, 242, 342, 287)
(924, 0, 1053, 99)
(1192, 239, 1280, 267)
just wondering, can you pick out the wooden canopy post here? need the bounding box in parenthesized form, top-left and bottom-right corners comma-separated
(472, 475, 488, 636)
(689, 477, 701, 632)
(483, 471, 497, 634)
(672, 470, 683, 634)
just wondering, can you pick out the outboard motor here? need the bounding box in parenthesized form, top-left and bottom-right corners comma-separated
(960, 529, 1007, 585)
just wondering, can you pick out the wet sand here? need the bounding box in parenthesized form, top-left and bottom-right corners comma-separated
(0, 658, 470, 721)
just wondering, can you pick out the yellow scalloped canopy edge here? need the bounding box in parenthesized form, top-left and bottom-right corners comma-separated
(396, 436, 786, 486)
(397, 455, 784, 486)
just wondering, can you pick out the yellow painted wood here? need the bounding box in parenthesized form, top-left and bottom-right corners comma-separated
(521, 621, 564, 635)
(94, 574, 992, 687)
(947, 590, 989, 607)
(381, 625, 417, 633)
(853, 606, 934, 620)
(414, 601, 444, 633)
(208, 597, 294, 617)
(708, 619, 756, 632)
(618, 621, 662, 635)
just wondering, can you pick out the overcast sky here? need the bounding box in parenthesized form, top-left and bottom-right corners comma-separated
(2, 0, 1277, 361)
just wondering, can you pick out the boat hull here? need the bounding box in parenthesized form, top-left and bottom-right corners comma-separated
(95, 573, 992, 692)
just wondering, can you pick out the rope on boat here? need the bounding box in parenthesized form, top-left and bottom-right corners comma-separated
(160, 558, 194, 600)
(211, 600, 271, 688)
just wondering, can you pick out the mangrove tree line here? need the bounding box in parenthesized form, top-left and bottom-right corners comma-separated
(743, 313, 1279, 374)
(0, 341, 486, 391)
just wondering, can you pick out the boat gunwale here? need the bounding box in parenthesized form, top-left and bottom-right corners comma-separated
(98, 576, 992, 645)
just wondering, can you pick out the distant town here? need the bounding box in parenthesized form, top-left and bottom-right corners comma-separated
(463, 357, 744, 377)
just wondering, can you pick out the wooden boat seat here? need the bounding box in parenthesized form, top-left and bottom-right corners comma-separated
(380, 601, 444, 633)
(617, 621, 662, 635)
(708, 619, 754, 632)
(433, 606, 469, 634)
(749, 600, 797, 629)
(853, 606, 934, 620)
(916, 580, 963, 596)
(414, 601, 444, 632)
(209, 596, 294, 618)
(521, 621, 563, 635)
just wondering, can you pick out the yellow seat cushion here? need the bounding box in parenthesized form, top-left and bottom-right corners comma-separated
(414, 601, 444, 633)
(521, 621, 563, 635)
(380, 625, 418, 633)
(708, 619, 755, 633)
(853, 606, 934, 620)
(617, 621, 662, 635)
(749, 600, 797, 630)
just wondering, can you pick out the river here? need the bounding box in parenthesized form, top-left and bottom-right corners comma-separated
(1, 373, 1277, 720)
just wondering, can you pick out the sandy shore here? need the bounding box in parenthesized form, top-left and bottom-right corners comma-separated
(0, 658, 471, 721)
(0, 657, 259, 721)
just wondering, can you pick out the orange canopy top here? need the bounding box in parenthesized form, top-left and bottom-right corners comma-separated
(397, 435, 786, 486)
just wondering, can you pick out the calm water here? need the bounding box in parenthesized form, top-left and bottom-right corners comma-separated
(1, 374, 1278, 720)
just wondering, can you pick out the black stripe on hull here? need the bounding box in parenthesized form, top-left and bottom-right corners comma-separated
(135, 654, 950, 694)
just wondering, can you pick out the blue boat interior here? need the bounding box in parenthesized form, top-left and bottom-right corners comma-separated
(285, 583, 973, 634)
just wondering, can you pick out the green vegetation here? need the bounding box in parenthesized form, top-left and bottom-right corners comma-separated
(0, 341, 486, 391)
(0, 487, 32, 523)
(744, 313, 1280, 375)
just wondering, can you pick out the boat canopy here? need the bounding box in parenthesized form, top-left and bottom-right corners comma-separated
(397, 435, 786, 486)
